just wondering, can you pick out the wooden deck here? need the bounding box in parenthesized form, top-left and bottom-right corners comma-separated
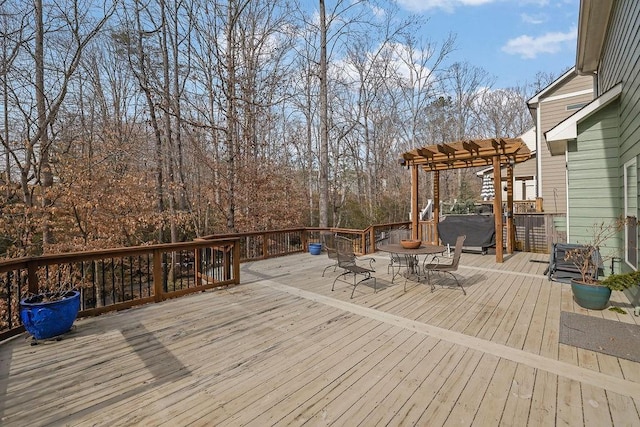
(1, 250, 640, 426)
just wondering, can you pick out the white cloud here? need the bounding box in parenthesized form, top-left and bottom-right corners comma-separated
(396, 0, 495, 13)
(330, 42, 435, 91)
(520, 12, 547, 24)
(517, 0, 549, 5)
(369, 5, 386, 18)
(396, 0, 556, 13)
(501, 27, 576, 59)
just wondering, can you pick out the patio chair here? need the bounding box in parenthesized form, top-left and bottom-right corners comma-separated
(331, 246, 376, 298)
(321, 232, 338, 277)
(385, 229, 414, 279)
(546, 242, 603, 283)
(389, 252, 417, 285)
(416, 235, 466, 294)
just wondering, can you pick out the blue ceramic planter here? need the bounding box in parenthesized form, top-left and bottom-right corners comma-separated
(20, 290, 81, 340)
(309, 243, 322, 255)
(570, 280, 611, 310)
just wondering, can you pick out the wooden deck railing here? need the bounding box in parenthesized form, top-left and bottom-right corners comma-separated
(1, 223, 415, 341)
(200, 222, 411, 261)
(0, 215, 561, 341)
(11, 212, 569, 342)
(0, 238, 240, 341)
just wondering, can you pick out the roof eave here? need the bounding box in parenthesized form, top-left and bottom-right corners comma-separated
(575, 0, 615, 74)
(526, 67, 577, 106)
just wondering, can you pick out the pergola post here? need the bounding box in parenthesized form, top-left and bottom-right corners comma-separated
(433, 170, 440, 245)
(411, 164, 419, 240)
(492, 156, 504, 262)
(506, 164, 514, 253)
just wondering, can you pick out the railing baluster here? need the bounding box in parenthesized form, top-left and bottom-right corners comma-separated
(100, 259, 106, 307)
(6, 270, 12, 329)
(128, 256, 133, 301)
(137, 255, 142, 298)
(146, 253, 151, 298)
(91, 260, 97, 308)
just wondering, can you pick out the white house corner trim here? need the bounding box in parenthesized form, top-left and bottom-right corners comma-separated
(537, 107, 543, 197)
(565, 150, 570, 241)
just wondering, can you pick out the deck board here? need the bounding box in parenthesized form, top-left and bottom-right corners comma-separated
(441, 353, 501, 426)
(1, 250, 640, 426)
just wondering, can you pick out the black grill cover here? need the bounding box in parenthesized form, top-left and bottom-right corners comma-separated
(437, 215, 496, 248)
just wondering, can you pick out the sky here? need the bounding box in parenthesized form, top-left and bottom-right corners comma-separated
(395, 0, 580, 88)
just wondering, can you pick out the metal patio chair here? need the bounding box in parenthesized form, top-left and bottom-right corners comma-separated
(418, 235, 466, 294)
(321, 232, 339, 277)
(331, 245, 376, 298)
(385, 229, 415, 281)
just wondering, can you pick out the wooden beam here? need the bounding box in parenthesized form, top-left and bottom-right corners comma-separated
(462, 140, 480, 154)
(493, 156, 503, 263)
(153, 248, 163, 302)
(402, 152, 417, 161)
(506, 164, 514, 254)
(411, 165, 419, 240)
(433, 170, 440, 245)
(437, 143, 456, 156)
(417, 147, 436, 158)
(491, 138, 507, 153)
(405, 148, 531, 169)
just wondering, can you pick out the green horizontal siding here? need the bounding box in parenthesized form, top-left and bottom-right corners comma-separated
(569, 197, 618, 209)
(568, 101, 623, 262)
(568, 176, 618, 189)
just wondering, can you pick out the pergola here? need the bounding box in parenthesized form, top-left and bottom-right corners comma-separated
(401, 137, 533, 262)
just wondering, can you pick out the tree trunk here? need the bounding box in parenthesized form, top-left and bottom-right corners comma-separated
(133, 0, 165, 242)
(318, 0, 329, 228)
(225, 0, 238, 232)
(35, 0, 54, 248)
(160, 0, 178, 244)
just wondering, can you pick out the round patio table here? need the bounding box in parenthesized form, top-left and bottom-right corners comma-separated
(377, 243, 446, 277)
(377, 243, 446, 256)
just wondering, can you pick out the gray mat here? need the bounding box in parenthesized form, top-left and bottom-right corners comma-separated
(559, 311, 640, 362)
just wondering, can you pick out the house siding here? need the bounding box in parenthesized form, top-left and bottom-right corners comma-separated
(513, 157, 536, 176)
(538, 143, 566, 213)
(594, 0, 640, 301)
(537, 87, 593, 214)
(541, 93, 594, 125)
(544, 73, 594, 98)
(569, 101, 622, 261)
(598, 0, 640, 167)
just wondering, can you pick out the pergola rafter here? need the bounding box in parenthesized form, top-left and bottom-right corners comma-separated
(400, 137, 532, 263)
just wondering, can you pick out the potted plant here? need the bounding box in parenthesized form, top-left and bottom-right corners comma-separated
(600, 270, 640, 291)
(564, 218, 635, 309)
(20, 285, 81, 342)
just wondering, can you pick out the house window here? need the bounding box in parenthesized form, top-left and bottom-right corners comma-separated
(624, 158, 638, 269)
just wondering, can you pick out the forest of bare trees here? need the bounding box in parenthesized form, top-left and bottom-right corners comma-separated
(0, 0, 546, 258)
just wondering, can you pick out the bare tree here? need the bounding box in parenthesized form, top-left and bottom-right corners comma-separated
(473, 85, 532, 138)
(6, 0, 115, 252)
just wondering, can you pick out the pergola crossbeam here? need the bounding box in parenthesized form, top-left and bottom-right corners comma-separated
(401, 137, 532, 263)
(437, 143, 457, 156)
(462, 140, 481, 155)
(416, 148, 435, 159)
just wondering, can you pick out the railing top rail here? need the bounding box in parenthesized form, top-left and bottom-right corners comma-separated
(200, 227, 308, 240)
(0, 238, 239, 273)
(370, 221, 412, 228)
(0, 224, 416, 273)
